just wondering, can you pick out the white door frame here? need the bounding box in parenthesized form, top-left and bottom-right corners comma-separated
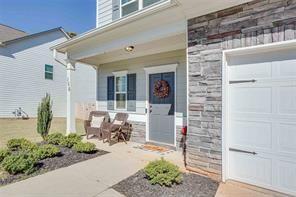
(222, 39, 296, 192)
(144, 63, 178, 146)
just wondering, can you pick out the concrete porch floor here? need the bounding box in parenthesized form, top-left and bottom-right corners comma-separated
(0, 139, 290, 197)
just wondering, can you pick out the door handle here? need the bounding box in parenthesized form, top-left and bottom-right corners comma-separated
(229, 148, 257, 155)
(229, 79, 256, 84)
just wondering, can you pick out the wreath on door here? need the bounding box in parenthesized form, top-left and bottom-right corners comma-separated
(153, 80, 170, 98)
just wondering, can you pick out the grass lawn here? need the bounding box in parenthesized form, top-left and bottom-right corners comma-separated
(0, 118, 85, 148)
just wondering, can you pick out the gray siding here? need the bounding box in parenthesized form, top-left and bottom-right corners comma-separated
(97, 0, 113, 27)
(0, 30, 96, 118)
(96, 50, 187, 144)
(187, 0, 296, 180)
(97, 49, 186, 118)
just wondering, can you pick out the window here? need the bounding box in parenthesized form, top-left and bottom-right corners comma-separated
(143, 0, 161, 7)
(45, 64, 53, 80)
(115, 75, 127, 109)
(121, 0, 161, 17)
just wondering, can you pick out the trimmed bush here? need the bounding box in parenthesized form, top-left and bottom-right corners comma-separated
(46, 133, 65, 145)
(37, 93, 53, 140)
(32, 144, 60, 160)
(73, 142, 96, 153)
(60, 134, 82, 148)
(1, 153, 37, 175)
(0, 149, 10, 163)
(7, 138, 37, 151)
(144, 158, 182, 187)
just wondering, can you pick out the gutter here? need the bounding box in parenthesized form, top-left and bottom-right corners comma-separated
(53, 49, 98, 70)
(51, 0, 177, 51)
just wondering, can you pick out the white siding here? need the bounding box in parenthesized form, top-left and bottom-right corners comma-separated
(96, 49, 186, 123)
(0, 31, 96, 118)
(97, 0, 113, 27)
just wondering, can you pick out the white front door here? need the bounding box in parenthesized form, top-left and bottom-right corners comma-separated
(227, 50, 296, 195)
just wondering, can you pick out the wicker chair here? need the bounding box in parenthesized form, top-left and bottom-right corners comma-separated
(101, 113, 130, 145)
(84, 111, 110, 139)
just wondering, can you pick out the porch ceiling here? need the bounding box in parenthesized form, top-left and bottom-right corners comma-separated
(79, 33, 185, 65)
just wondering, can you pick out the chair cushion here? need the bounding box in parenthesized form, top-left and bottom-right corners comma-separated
(113, 120, 123, 125)
(91, 116, 104, 128)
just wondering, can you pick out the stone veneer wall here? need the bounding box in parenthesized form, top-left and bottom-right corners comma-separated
(187, 0, 296, 180)
(176, 125, 185, 151)
(129, 121, 146, 144)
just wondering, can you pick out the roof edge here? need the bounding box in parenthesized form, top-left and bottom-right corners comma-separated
(51, 0, 176, 52)
(0, 23, 26, 34)
(1, 27, 70, 46)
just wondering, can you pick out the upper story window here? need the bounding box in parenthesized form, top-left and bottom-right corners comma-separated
(45, 64, 53, 80)
(121, 0, 162, 17)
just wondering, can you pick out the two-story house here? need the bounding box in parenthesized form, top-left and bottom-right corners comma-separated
(0, 25, 96, 118)
(52, 0, 296, 195)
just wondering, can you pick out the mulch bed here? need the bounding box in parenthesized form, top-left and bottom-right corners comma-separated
(113, 171, 219, 197)
(0, 145, 108, 186)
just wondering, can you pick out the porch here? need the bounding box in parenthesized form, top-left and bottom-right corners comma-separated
(52, 3, 188, 149)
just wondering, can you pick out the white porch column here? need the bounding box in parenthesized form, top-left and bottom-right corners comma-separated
(66, 59, 76, 135)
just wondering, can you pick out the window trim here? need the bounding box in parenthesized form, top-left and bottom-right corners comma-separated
(113, 71, 128, 111)
(120, 0, 162, 17)
(45, 64, 53, 80)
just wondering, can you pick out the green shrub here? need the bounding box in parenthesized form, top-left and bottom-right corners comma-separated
(1, 153, 37, 175)
(37, 93, 53, 140)
(73, 142, 96, 153)
(7, 138, 37, 151)
(46, 133, 65, 145)
(0, 149, 10, 163)
(60, 133, 82, 148)
(32, 144, 60, 160)
(144, 158, 182, 187)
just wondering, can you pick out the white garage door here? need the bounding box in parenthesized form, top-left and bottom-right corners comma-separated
(227, 48, 296, 196)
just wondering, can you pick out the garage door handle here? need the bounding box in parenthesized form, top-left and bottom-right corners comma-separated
(229, 79, 256, 84)
(229, 148, 257, 155)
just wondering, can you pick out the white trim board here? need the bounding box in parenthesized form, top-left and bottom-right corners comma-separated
(144, 63, 178, 74)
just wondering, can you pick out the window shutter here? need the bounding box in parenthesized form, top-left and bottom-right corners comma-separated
(107, 76, 115, 110)
(112, 0, 120, 21)
(127, 73, 136, 111)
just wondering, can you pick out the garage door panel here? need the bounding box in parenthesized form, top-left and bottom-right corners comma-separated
(229, 152, 272, 185)
(229, 62, 271, 80)
(277, 159, 296, 192)
(275, 59, 296, 78)
(278, 123, 296, 156)
(230, 87, 272, 113)
(278, 86, 296, 115)
(230, 120, 272, 150)
(227, 50, 296, 196)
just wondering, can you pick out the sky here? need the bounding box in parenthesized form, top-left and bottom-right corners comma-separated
(0, 0, 96, 35)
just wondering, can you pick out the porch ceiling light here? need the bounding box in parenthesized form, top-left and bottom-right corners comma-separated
(125, 45, 134, 52)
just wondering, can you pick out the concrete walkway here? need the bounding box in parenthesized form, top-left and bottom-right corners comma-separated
(0, 140, 183, 197)
(0, 139, 288, 197)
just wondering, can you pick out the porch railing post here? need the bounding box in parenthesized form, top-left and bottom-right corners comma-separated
(66, 59, 76, 135)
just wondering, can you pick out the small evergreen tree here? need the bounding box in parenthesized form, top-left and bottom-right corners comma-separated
(37, 93, 53, 140)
